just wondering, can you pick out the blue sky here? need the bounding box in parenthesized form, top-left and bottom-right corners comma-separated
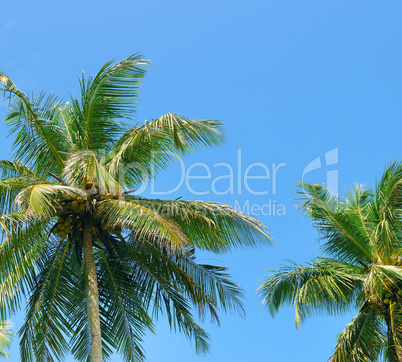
(1, 1, 402, 361)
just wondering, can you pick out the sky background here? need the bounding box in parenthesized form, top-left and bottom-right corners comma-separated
(1, 1, 402, 361)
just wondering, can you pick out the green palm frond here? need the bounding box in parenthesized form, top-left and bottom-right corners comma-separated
(376, 161, 402, 215)
(119, 236, 245, 354)
(106, 113, 225, 187)
(123, 197, 271, 252)
(297, 182, 375, 264)
(0, 74, 66, 173)
(0, 212, 27, 237)
(330, 309, 385, 362)
(72, 54, 149, 151)
(97, 199, 190, 251)
(63, 150, 122, 192)
(0, 320, 13, 358)
(259, 258, 362, 326)
(150, 113, 225, 151)
(94, 241, 151, 362)
(15, 184, 86, 217)
(0, 219, 49, 318)
(20, 238, 72, 362)
(0, 161, 51, 214)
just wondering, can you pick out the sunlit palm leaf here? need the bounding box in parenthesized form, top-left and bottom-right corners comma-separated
(106, 113, 225, 187)
(0, 320, 13, 358)
(0, 74, 66, 173)
(73, 54, 148, 151)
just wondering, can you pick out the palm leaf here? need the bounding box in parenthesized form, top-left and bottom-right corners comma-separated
(72, 54, 148, 151)
(106, 113, 225, 187)
(123, 197, 271, 252)
(0, 74, 66, 173)
(330, 309, 385, 362)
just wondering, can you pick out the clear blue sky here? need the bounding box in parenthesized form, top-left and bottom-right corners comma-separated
(1, 1, 402, 361)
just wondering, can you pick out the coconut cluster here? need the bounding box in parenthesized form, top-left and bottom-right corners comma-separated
(52, 215, 81, 240)
(382, 289, 402, 305)
(52, 191, 123, 240)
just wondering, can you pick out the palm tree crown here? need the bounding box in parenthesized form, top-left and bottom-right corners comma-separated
(259, 162, 402, 361)
(0, 54, 271, 361)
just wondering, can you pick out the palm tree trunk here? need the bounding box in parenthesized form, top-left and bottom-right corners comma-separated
(384, 305, 401, 362)
(83, 219, 102, 361)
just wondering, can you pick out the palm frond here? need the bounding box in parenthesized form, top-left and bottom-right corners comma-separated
(71, 54, 149, 151)
(62, 150, 122, 192)
(123, 197, 271, 252)
(0, 320, 13, 358)
(94, 240, 151, 361)
(297, 182, 375, 265)
(258, 258, 363, 327)
(330, 309, 385, 362)
(19, 238, 72, 362)
(119, 235, 244, 354)
(96, 199, 190, 251)
(0, 161, 50, 214)
(106, 113, 225, 187)
(0, 73, 66, 173)
(15, 184, 86, 218)
(0, 221, 48, 320)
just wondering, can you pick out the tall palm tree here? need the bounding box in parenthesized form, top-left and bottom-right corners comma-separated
(259, 162, 402, 361)
(0, 54, 271, 361)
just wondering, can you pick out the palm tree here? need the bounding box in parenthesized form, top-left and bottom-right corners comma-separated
(259, 162, 402, 361)
(0, 54, 271, 361)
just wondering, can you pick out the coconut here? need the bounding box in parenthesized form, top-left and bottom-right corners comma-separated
(66, 217, 73, 224)
(58, 223, 65, 230)
(384, 299, 390, 304)
(52, 227, 59, 235)
(102, 224, 108, 231)
(64, 226, 72, 234)
(71, 201, 79, 208)
(57, 217, 64, 224)
(398, 290, 402, 297)
(385, 293, 392, 299)
(79, 203, 86, 211)
(86, 180, 93, 188)
(59, 231, 67, 239)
